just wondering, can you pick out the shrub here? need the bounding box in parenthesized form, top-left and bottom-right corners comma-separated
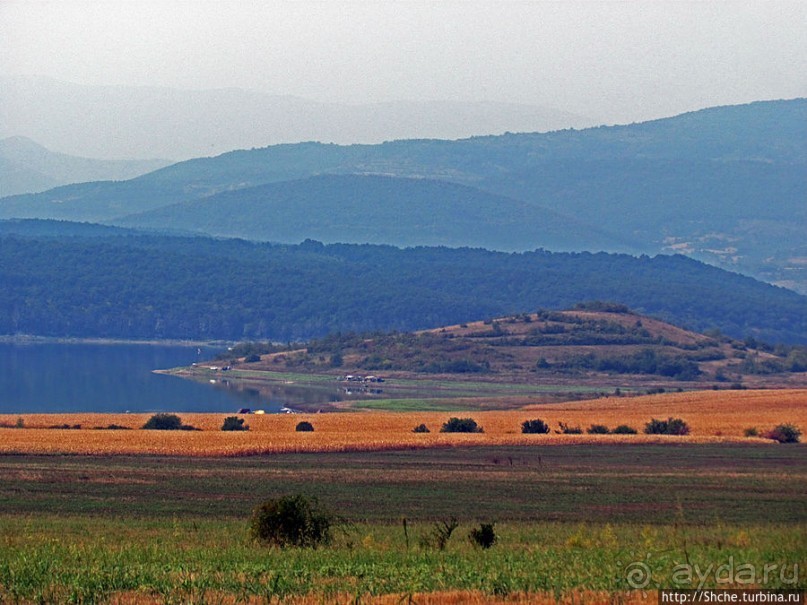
(422, 359, 489, 374)
(764, 423, 801, 444)
(521, 419, 550, 434)
(558, 422, 583, 434)
(244, 354, 261, 363)
(249, 494, 334, 548)
(587, 424, 610, 434)
(743, 427, 759, 438)
(222, 416, 249, 431)
(644, 417, 690, 436)
(440, 417, 484, 433)
(612, 424, 638, 434)
(423, 517, 459, 551)
(469, 522, 497, 549)
(0, 418, 24, 429)
(295, 421, 314, 432)
(412, 423, 430, 433)
(142, 413, 185, 430)
(663, 417, 690, 436)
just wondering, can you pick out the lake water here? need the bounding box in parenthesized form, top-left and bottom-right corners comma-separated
(0, 342, 286, 414)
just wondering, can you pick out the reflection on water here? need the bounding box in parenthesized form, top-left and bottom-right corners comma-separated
(0, 342, 282, 414)
(202, 378, 345, 412)
(194, 371, 478, 413)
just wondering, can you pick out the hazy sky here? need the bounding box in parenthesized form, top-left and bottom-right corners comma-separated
(2, 0, 806, 123)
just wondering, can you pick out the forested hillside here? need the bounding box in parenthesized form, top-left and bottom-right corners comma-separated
(1, 222, 804, 343)
(113, 175, 640, 252)
(2, 99, 804, 291)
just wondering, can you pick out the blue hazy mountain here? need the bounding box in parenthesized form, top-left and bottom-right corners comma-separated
(0, 136, 171, 197)
(112, 174, 641, 252)
(2, 99, 804, 291)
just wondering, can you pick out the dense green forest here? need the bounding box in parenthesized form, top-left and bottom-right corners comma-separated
(1, 222, 805, 343)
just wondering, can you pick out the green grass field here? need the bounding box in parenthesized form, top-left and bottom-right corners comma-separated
(1, 445, 805, 603)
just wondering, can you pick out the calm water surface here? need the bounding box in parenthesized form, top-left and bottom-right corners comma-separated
(0, 342, 284, 413)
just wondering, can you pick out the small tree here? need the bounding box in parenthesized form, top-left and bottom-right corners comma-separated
(295, 421, 314, 432)
(222, 416, 249, 431)
(429, 517, 459, 550)
(587, 424, 610, 434)
(764, 423, 801, 444)
(469, 522, 497, 549)
(142, 413, 183, 430)
(644, 418, 667, 434)
(612, 424, 638, 435)
(412, 423, 430, 433)
(440, 417, 484, 433)
(250, 494, 334, 548)
(521, 419, 550, 434)
(644, 417, 690, 436)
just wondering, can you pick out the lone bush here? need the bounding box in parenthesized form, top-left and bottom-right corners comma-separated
(521, 419, 550, 434)
(644, 417, 690, 436)
(412, 423, 430, 433)
(469, 522, 497, 549)
(440, 417, 484, 433)
(249, 494, 334, 548)
(612, 424, 638, 435)
(587, 424, 610, 434)
(743, 427, 759, 438)
(142, 413, 192, 431)
(425, 517, 459, 551)
(222, 416, 249, 431)
(764, 423, 801, 444)
(295, 421, 314, 432)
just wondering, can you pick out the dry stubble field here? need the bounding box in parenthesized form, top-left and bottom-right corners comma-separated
(1, 389, 804, 456)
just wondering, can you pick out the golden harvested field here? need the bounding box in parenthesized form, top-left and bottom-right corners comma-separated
(524, 388, 807, 435)
(1, 389, 804, 456)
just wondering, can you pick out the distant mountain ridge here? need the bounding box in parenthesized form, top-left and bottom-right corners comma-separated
(0, 75, 593, 160)
(1, 99, 804, 291)
(0, 136, 171, 197)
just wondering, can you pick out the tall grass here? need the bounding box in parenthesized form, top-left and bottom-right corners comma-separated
(1, 517, 804, 603)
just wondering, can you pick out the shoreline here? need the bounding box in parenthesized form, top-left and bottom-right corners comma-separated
(0, 334, 233, 347)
